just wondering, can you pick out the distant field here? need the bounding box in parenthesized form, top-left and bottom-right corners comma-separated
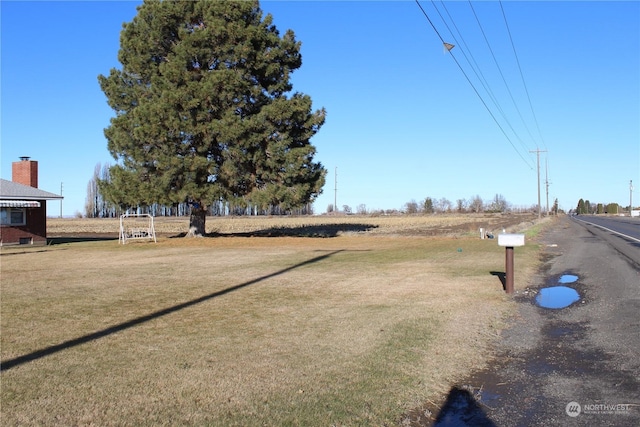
(2, 214, 548, 426)
(47, 212, 539, 237)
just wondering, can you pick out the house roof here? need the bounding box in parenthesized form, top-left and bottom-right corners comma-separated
(0, 179, 63, 201)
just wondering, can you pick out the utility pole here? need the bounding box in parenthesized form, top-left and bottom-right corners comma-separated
(530, 149, 547, 219)
(334, 167, 338, 213)
(631, 180, 634, 216)
(60, 182, 63, 218)
(545, 158, 551, 216)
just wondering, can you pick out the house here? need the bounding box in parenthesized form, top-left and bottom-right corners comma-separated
(0, 157, 63, 246)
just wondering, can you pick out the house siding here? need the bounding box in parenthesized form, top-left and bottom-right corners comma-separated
(0, 201, 47, 245)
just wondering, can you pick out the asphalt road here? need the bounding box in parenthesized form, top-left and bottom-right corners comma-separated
(571, 215, 640, 241)
(426, 216, 640, 426)
(571, 215, 640, 266)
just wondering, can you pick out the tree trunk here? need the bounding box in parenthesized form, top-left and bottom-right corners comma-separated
(188, 205, 206, 237)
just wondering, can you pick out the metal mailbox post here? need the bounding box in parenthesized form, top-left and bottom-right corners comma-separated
(497, 233, 525, 294)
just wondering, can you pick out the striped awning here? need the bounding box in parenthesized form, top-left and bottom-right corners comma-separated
(0, 200, 41, 208)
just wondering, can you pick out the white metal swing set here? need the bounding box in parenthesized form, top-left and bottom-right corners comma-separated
(119, 213, 157, 244)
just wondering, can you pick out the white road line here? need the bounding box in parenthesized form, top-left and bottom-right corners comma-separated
(573, 217, 640, 244)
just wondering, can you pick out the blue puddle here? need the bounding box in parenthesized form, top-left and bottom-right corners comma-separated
(558, 274, 578, 284)
(536, 274, 581, 309)
(536, 287, 580, 309)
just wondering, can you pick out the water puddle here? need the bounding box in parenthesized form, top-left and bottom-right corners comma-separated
(558, 274, 578, 284)
(535, 273, 581, 309)
(536, 286, 580, 309)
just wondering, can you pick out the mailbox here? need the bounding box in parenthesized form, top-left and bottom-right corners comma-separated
(498, 233, 525, 247)
(497, 233, 525, 294)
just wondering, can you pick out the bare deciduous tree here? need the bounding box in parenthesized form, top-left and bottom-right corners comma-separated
(488, 194, 509, 213)
(437, 197, 452, 213)
(404, 200, 419, 214)
(469, 195, 484, 213)
(85, 163, 118, 218)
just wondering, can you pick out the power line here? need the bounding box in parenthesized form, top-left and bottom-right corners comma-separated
(499, 0, 547, 150)
(414, 0, 447, 44)
(415, 0, 534, 169)
(467, 0, 534, 156)
(434, 1, 508, 133)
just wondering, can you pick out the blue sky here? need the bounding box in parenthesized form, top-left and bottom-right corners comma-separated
(2, 1, 638, 216)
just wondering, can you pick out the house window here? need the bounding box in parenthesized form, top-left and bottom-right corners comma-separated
(0, 208, 26, 226)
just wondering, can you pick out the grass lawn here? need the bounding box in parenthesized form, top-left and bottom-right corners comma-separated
(1, 216, 546, 426)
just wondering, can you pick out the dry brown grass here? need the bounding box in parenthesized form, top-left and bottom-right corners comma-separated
(1, 215, 547, 426)
(46, 212, 538, 237)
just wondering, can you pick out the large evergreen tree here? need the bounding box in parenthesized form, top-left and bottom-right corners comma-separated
(98, 0, 326, 234)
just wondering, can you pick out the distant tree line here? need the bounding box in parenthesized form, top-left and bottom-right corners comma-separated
(85, 162, 314, 218)
(326, 194, 558, 216)
(575, 198, 622, 215)
(403, 194, 536, 215)
(87, 165, 561, 219)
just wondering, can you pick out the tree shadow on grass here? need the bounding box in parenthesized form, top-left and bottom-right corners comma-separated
(171, 222, 378, 238)
(47, 236, 119, 245)
(1, 236, 118, 254)
(0, 250, 345, 372)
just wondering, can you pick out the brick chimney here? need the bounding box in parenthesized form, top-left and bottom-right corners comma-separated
(12, 157, 38, 188)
